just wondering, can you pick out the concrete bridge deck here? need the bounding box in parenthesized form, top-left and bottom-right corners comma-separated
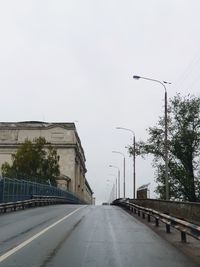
(0, 205, 198, 267)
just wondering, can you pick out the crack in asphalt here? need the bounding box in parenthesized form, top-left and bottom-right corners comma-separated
(38, 216, 85, 267)
(0, 216, 59, 246)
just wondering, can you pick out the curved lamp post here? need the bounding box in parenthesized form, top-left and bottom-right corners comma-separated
(106, 180, 115, 203)
(108, 174, 118, 199)
(116, 127, 136, 199)
(112, 151, 126, 198)
(109, 165, 120, 198)
(133, 75, 171, 200)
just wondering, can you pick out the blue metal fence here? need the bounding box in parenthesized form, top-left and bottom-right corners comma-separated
(0, 177, 83, 204)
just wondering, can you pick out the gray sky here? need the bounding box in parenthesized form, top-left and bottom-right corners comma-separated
(0, 1, 200, 204)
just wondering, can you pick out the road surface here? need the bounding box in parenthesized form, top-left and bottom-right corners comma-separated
(0, 205, 198, 267)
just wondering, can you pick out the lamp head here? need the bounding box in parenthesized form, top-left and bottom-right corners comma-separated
(163, 80, 172, 84)
(133, 75, 140, 80)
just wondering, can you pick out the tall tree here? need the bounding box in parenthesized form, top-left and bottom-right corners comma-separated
(130, 94, 200, 202)
(1, 137, 60, 185)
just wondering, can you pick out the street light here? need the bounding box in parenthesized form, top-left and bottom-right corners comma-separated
(112, 151, 126, 198)
(116, 127, 136, 199)
(133, 75, 171, 200)
(108, 174, 118, 199)
(109, 165, 120, 198)
(106, 180, 115, 203)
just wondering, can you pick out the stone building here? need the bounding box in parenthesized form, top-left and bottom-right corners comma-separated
(0, 121, 93, 204)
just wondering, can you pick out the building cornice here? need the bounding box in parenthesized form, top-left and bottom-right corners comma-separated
(0, 121, 76, 131)
(0, 143, 77, 149)
(85, 178, 93, 194)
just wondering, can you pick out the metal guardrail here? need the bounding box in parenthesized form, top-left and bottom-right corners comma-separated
(128, 198, 200, 225)
(0, 195, 77, 214)
(114, 199, 200, 243)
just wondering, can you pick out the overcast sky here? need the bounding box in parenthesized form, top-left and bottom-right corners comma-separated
(0, 1, 200, 204)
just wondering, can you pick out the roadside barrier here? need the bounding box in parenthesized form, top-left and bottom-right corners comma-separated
(0, 195, 80, 214)
(0, 177, 84, 204)
(114, 199, 200, 243)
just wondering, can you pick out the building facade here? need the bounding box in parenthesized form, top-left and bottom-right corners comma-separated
(0, 121, 93, 204)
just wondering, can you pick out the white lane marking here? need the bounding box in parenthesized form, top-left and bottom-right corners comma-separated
(0, 206, 86, 263)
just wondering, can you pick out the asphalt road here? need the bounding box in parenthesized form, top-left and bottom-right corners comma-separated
(0, 205, 198, 267)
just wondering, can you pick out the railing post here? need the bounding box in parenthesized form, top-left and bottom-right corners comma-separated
(166, 224, 170, 233)
(181, 231, 187, 243)
(155, 217, 159, 227)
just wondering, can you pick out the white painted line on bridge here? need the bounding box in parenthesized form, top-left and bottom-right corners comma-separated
(0, 206, 86, 263)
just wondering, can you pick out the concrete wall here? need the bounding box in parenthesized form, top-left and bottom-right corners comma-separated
(84, 185, 93, 204)
(130, 199, 200, 225)
(0, 149, 14, 167)
(56, 148, 75, 192)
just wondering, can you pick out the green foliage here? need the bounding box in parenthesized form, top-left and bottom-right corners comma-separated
(1, 137, 60, 185)
(129, 94, 200, 202)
